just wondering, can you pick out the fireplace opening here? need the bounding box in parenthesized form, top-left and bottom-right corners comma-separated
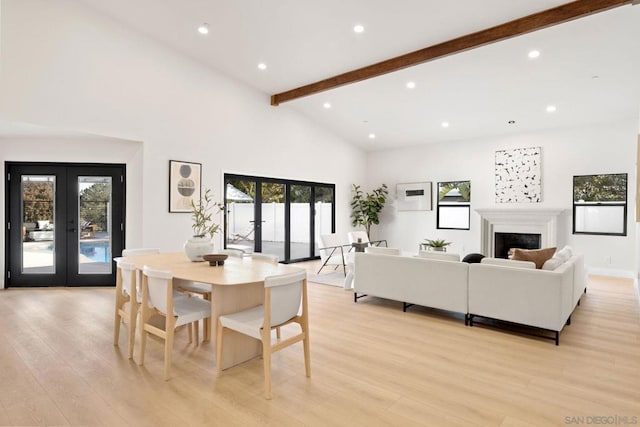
(494, 232, 541, 259)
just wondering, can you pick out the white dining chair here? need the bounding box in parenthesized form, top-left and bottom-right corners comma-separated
(139, 266, 212, 380)
(113, 258, 139, 359)
(216, 269, 310, 399)
(251, 253, 279, 264)
(220, 248, 245, 257)
(175, 279, 212, 343)
(122, 247, 205, 342)
(122, 247, 160, 257)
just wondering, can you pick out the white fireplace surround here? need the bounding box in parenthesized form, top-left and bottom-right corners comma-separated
(476, 208, 565, 257)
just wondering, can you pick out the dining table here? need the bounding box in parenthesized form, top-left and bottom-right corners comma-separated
(121, 251, 305, 370)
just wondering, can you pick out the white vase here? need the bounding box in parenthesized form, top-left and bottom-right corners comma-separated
(184, 236, 214, 262)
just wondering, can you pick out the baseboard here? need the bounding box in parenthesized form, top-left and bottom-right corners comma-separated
(587, 267, 635, 279)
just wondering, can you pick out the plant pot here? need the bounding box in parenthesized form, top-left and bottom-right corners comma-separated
(184, 236, 214, 262)
(430, 246, 446, 252)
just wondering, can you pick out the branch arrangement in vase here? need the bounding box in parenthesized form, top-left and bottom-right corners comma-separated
(190, 187, 224, 238)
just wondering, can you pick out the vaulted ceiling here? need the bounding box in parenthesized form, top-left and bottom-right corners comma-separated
(7, 1, 640, 150)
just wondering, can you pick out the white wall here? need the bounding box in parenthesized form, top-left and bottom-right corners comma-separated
(0, 0, 365, 287)
(366, 121, 638, 275)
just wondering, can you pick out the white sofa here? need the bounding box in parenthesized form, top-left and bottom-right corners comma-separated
(468, 257, 577, 345)
(353, 252, 469, 321)
(352, 247, 585, 344)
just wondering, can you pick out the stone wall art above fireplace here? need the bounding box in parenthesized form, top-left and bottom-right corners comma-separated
(495, 146, 541, 203)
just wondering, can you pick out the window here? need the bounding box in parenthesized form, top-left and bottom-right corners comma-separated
(436, 181, 470, 230)
(573, 173, 627, 236)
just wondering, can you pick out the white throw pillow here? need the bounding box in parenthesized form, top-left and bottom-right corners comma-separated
(554, 247, 572, 263)
(37, 220, 49, 230)
(542, 257, 564, 271)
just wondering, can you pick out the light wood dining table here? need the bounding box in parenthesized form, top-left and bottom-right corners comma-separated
(121, 252, 305, 370)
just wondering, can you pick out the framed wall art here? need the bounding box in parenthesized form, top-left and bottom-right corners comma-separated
(495, 147, 541, 203)
(396, 182, 432, 211)
(169, 160, 201, 212)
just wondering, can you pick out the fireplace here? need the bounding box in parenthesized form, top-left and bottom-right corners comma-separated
(476, 208, 564, 258)
(494, 232, 541, 259)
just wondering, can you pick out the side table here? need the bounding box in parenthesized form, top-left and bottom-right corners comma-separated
(351, 242, 368, 252)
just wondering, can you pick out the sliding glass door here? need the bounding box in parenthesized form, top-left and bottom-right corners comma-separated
(224, 174, 334, 263)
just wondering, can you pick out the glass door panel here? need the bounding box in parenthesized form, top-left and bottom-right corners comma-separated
(224, 173, 334, 263)
(21, 175, 56, 274)
(6, 163, 125, 287)
(225, 179, 256, 253)
(261, 182, 285, 260)
(78, 176, 113, 274)
(290, 185, 311, 260)
(314, 186, 334, 257)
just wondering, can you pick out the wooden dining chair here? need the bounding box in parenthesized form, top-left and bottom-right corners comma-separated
(216, 269, 310, 399)
(250, 253, 279, 264)
(113, 258, 139, 359)
(175, 279, 212, 342)
(139, 266, 211, 380)
(122, 247, 199, 343)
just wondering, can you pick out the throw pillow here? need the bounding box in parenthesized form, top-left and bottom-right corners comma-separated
(554, 246, 572, 262)
(462, 253, 485, 264)
(542, 257, 564, 271)
(512, 247, 557, 269)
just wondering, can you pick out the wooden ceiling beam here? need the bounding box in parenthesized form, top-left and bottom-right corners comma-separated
(271, 0, 633, 106)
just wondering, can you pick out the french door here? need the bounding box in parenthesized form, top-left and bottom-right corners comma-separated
(224, 174, 334, 263)
(5, 163, 125, 287)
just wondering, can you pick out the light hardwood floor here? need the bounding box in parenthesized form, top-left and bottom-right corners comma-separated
(0, 263, 638, 426)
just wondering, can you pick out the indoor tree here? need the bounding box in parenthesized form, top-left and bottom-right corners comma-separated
(350, 183, 389, 238)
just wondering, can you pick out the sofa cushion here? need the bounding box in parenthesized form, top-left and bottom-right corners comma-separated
(542, 257, 564, 271)
(418, 251, 460, 262)
(512, 247, 557, 269)
(364, 246, 401, 256)
(481, 257, 536, 269)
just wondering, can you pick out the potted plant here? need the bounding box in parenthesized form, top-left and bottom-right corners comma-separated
(423, 238, 452, 252)
(350, 183, 389, 239)
(184, 187, 224, 261)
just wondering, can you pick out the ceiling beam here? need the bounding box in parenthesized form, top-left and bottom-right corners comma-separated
(271, 0, 633, 106)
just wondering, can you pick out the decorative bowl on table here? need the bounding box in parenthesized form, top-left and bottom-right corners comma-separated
(202, 254, 228, 266)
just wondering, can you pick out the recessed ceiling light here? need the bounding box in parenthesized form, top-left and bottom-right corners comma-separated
(528, 50, 540, 59)
(323, 102, 332, 109)
(257, 63, 267, 70)
(368, 133, 376, 139)
(441, 121, 449, 128)
(406, 81, 416, 89)
(197, 23, 209, 35)
(546, 105, 557, 113)
(353, 24, 364, 33)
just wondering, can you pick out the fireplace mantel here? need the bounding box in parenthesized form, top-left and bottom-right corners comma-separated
(475, 208, 565, 257)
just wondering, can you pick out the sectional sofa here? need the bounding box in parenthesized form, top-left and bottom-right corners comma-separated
(352, 248, 585, 345)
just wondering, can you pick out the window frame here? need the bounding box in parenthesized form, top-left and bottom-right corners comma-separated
(572, 173, 627, 236)
(436, 180, 471, 231)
